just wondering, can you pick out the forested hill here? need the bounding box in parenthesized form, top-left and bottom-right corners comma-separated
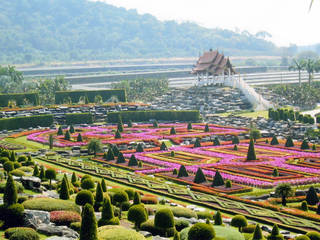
(0, 0, 278, 64)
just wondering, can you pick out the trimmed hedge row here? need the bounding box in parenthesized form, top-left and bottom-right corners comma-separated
(0, 115, 54, 130)
(0, 92, 39, 107)
(107, 110, 200, 123)
(55, 89, 127, 104)
(65, 113, 93, 125)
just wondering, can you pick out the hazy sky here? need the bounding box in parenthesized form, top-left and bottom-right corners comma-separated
(98, 0, 320, 47)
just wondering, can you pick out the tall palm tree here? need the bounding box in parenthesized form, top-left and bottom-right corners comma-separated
(87, 139, 102, 156)
(275, 183, 294, 206)
(305, 59, 316, 86)
(289, 59, 306, 87)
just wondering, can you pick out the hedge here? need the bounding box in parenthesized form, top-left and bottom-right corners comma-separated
(65, 113, 93, 125)
(0, 115, 54, 130)
(0, 92, 39, 107)
(23, 198, 80, 213)
(55, 89, 127, 104)
(107, 110, 200, 123)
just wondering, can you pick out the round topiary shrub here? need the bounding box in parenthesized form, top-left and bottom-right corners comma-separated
(50, 211, 81, 226)
(17, 156, 27, 163)
(306, 232, 320, 240)
(4, 203, 25, 227)
(188, 222, 215, 240)
(295, 236, 311, 240)
(10, 169, 25, 177)
(196, 211, 213, 220)
(98, 225, 146, 240)
(231, 214, 248, 232)
(5, 227, 39, 240)
(124, 189, 135, 200)
(13, 162, 21, 169)
(127, 204, 148, 229)
(243, 224, 256, 233)
(23, 198, 80, 213)
(81, 175, 92, 183)
(154, 208, 175, 236)
(175, 219, 190, 232)
(81, 178, 95, 190)
(75, 190, 94, 206)
(70, 222, 81, 233)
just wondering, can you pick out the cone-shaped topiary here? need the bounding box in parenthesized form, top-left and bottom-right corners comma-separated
(101, 178, 107, 192)
(225, 180, 232, 188)
(270, 135, 279, 145)
(112, 145, 120, 157)
(246, 138, 257, 161)
(94, 182, 104, 211)
(312, 144, 316, 151)
(170, 127, 176, 135)
(301, 201, 308, 211)
(127, 204, 148, 229)
(105, 148, 115, 161)
(188, 222, 215, 240)
(77, 133, 83, 142)
(57, 126, 63, 135)
(116, 152, 126, 163)
(173, 168, 178, 175)
(71, 172, 77, 183)
(59, 176, 70, 200)
(213, 137, 220, 146)
(204, 124, 210, 132)
(153, 120, 159, 128)
(187, 122, 192, 130)
(232, 135, 240, 144)
(306, 232, 320, 240)
(194, 138, 201, 148)
(133, 191, 141, 205)
(301, 139, 310, 150)
(80, 203, 98, 240)
(177, 165, 188, 178)
(270, 224, 280, 236)
(160, 142, 167, 150)
(212, 170, 224, 187)
(285, 136, 294, 147)
(33, 164, 39, 177)
(272, 168, 279, 177)
(3, 161, 14, 174)
(252, 224, 264, 240)
(194, 167, 207, 184)
(69, 125, 75, 133)
(170, 151, 175, 157)
(138, 161, 143, 168)
(39, 166, 45, 181)
(214, 210, 223, 225)
(306, 186, 319, 205)
(98, 197, 114, 226)
(128, 120, 133, 128)
(115, 130, 121, 139)
(233, 144, 238, 150)
(136, 143, 144, 152)
(4, 174, 17, 206)
(128, 154, 138, 166)
(117, 121, 124, 132)
(10, 151, 16, 162)
(64, 130, 71, 141)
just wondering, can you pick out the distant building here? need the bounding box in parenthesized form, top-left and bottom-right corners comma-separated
(192, 49, 236, 82)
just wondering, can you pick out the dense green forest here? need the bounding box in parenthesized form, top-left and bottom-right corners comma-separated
(0, 0, 279, 64)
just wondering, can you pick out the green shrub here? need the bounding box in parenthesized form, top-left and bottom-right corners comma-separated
(59, 177, 70, 200)
(124, 189, 135, 200)
(4, 174, 18, 205)
(212, 170, 224, 187)
(0, 181, 24, 194)
(188, 222, 215, 240)
(81, 175, 92, 183)
(270, 135, 279, 145)
(175, 219, 190, 232)
(171, 207, 197, 219)
(193, 168, 206, 184)
(214, 211, 223, 225)
(80, 203, 98, 240)
(251, 224, 264, 240)
(3, 203, 25, 227)
(13, 162, 21, 169)
(70, 221, 81, 233)
(194, 138, 201, 148)
(23, 198, 80, 213)
(301, 139, 310, 150)
(113, 191, 129, 206)
(19, 167, 33, 173)
(81, 178, 95, 190)
(133, 191, 141, 205)
(242, 224, 256, 233)
(267, 224, 284, 240)
(97, 225, 146, 240)
(232, 136, 240, 144)
(301, 201, 308, 211)
(18, 196, 28, 204)
(128, 154, 138, 166)
(4, 161, 14, 173)
(295, 236, 311, 240)
(76, 190, 94, 206)
(155, 208, 175, 229)
(121, 201, 131, 211)
(0, 115, 53, 131)
(5, 227, 39, 240)
(98, 197, 120, 226)
(50, 211, 81, 226)
(127, 204, 148, 229)
(306, 186, 319, 205)
(285, 136, 294, 147)
(246, 138, 256, 161)
(141, 196, 158, 204)
(178, 165, 189, 178)
(196, 211, 213, 220)
(231, 215, 247, 232)
(0, 92, 39, 107)
(11, 169, 25, 177)
(306, 232, 320, 240)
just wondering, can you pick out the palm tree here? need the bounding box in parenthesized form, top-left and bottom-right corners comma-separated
(275, 183, 294, 206)
(305, 59, 316, 86)
(87, 139, 102, 156)
(289, 59, 305, 87)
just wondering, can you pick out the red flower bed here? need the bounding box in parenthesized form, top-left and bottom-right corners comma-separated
(50, 211, 81, 226)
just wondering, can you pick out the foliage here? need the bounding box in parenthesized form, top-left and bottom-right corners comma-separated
(136, 144, 144, 153)
(225, 180, 232, 188)
(246, 138, 256, 161)
(251, 224, 264, 240)
(57, 126, 63, 136)
(77, 133, 83, 142)
(113, 191, 129, 206)
(127, 204, 148, 229)
(154, 208, 175, 229)
(60, 176, 70, 200)
(105, 148, 115, 161)
(306, 232, 320, 240)
(5, 227, 39, 240)
(232, 136, 240, 144)
(80, 203, 98, 240)
(115, 130, 121, 139)
(76, 190, 94, 206)
(50, 210, 81, 226)
(0, 115, 54, 131)
(23, 198, 80, 212)
(4, 161, 14, 173)
(212, 170, 224, 187)
(101, 178, 107, 192)
(175, 219, 190, 232)
(285, 136, 294, 147)
(133, 191, 141, 205)
(88, 139, 102, 156)
(295, 236, 311, 240)
(160, 142, 167, 150)
(188, 222, 215, 240)
(178, 165, 189, 178)
(97, 226, 146, 240)
(275, 183, 294, 206)
(1, 203, 25, 227)
(272, 168, 279, 177)
(196, 211, 213, 220)
(301, 139, 310, 150)
(194, 138, 201, 148)
(98, 197, 120, 226)
(193, 167, 206, 184)
(116, 152, 125, 164)
(66, 113, 93, 125)
(64, 130, 71, 141)
(214, 210, 223, 225)
(4, 174, 17, 206)
(306, 186, 319, 205)
(94, 182, 104, 211)
(128, 154, 138, 166)
(0, 92, 39, 107)
(270, 135, 279, 145)
(45, 168, 56, 189)
(231, 215, 248, 232)
(11, 169, 25, 177)
(213, 137, 220, 146)
(187, 123, 192, 130)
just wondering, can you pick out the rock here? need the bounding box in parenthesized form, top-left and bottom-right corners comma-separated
(46, 237, 75, 240)
(24, 209, 50, 225)
(22, 212, 38, 229)
(152, 236, 170, 240)
(20, 176, 41, 190)
(139, 231, 152, 238)
(37, 224, 79, 239)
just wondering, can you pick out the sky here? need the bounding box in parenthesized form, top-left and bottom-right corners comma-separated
(98, 0, 320, 47)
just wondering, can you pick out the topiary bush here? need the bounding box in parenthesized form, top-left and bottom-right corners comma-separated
(196, 211, 213, 220)
(50, 211, 81, 226)
(214, 210, 223, 226)
(295, 236, 311, 240)
(4, 174, 18, 205)
(5, 227, 39, 240)
(188, 222, 215, 240)
(76, 190, 94, 206)
(306, 232, 320, 240)
(193, 167, 206, 184)
(178, 165, 188, 178)
(81, 178, 95, 190)
(70, 222, 81, 233)
(98, 197, 120, 227)
(23, 198, 80, 213)
(98, 225, 146, 240)
(154, 208, 175, 236)
(3, 203, 25, 227)
(127, 204, 148, 229)
(124, 188, 135, 200)
(80, 203, 98, 240)
(301, 201, 308, 211)
(170, 207, 197, 219)
(231, 215, 247, 232)
(306, 186, 319, 205)
(242, 224, 256, 234)
(175, 219, 190, 232)
(212, 170, 224, 187)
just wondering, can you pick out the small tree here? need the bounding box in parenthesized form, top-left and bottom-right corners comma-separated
(214, 210, 223, 225)
(117, 120, 124, 132)
(105, 148, 115, 161)
(252, 224, 264, 240)
(115, 130, 121, 139)
(301, 139, 310, 150)
(127, 204, 148, 229)
(10, 151, 16, 162)
(101, 178, 107, 192)
(312, 144, 316, 150)
(39, 166, 45, 181)
(306, 186, 319, 205)
(133, 191, 141, 205)
(136, 143, 144, 152)
(94, 182, 104, 211)
(160, 142, 167, 151)
(187, 122, 192, 130)
(170, 127, 176, 135)
(170, 151, 175, 157)
(213, 137, 220, 146)
(57, 126, 63, 135)
(233, 144, 238, 151)
(275, 183, 294, 206)
(270, 135, 279, 145)
(272, 168, 279, 177)
(177, 165, 188, 178)
(212, 170, 224, 187)
(188, 222, 215, 240)
(69, 125, 75, 133)
(80, 203, 98, 240)
(285, 136, 294, 147)
(59, 176, 70, 200)
(88, 139, 102, 156)
(4, 174, 17, 206)
(231, 215, 247, 232)
(113, 191, 129, 219)
(173, 168, 178, 175)
(76, 190, 94, 206)
(33, 165, 39, 177)
(194, 138, 201, 148)
(153, 120, 159, 128)
(112, 145, 119, 156)
(45, 168, 56, 190)
(250, 129, 261, 142)
(232, 135, 240, 144)
(194, 167, 206, 184)
(49, 134, 54, 149)
(267, 224, 284, 240)
(71, 172, 77, 183)
(246, 138, 257, 161)
(225, 180, 232, 188)
(154, 208, 175, 233)
(204, 124, 210, 132)
(128, 154, 138, 166)
(98, 197, 114, 226)
(77, 133, 83, 142)
(116, 152, 126, 163)
(64, 130, 71, 141)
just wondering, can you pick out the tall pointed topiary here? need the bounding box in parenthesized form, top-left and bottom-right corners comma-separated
(116, 152, 126, 163)
(187, 122, 192, 130)
(267, 224, 284, 240)
(136, 143, 144, 152)
(80, 203, 98, 240)
(112, 145, 120, 157)
(153, 120, 159, 128)
(285, 136, 294, 147)
(252, 224, 263, 240)
(214, 210, 223, 225)
(77, 133, 83, 142)
(194, 167, 207, 184)
(101, 178, 107, 192)
(212, 170, 224, 187)
(39, 166, 45, 181)
(128, 154, 138, 166)
(233, 144, 238, 151)
(246, 138, 256, 161)
(69, 125, 75, 133)
(33, 164, 39, 177)
(177, 165, 188, 178)
(232, 135, 240, 144)
(194, 138, 201, 148)
(272, 168, 279, 177)
(57, 126, 63, 136)
(105, 148, 115, 161)
(213, 137, 220, 146)
(204, 124, 210, 132)
(133, 191, 141, 205)
(71, 172, 77, 183)
(59, 176, 70, 200)
(160, 142, 167, 151)
(94, 182, 104, 211)
(301, 139, 310, 150)
(270, 135, 279, 145)
(115, 130, 121, 139)
(4, 174, 17, 206)
(170, 127, 176, 135)
(64, 130, 71, 141)
(10, 151, 16, 162)
(98, 197, 115, 226)
(306, 186, 319, 205)
(312, 144, 316, 150)
(117, 118, 124, 132)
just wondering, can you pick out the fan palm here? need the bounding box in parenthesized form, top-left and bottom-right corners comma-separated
(289, 59, 305, 87)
